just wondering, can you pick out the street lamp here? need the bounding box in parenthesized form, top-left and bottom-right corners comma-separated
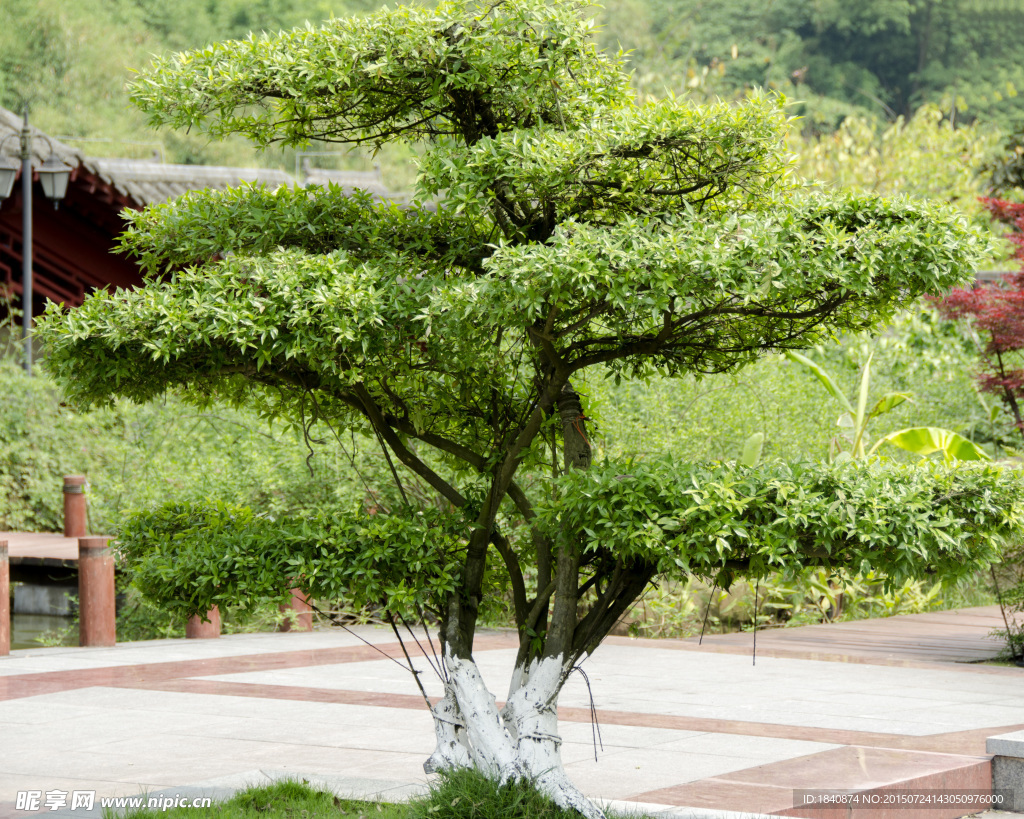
(0, 106, 72, 375)
(37, 154, 71, 204)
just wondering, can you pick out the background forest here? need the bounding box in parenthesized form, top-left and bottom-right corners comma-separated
(3, 0, 1024, 647)
(5, 0, 1024, 166)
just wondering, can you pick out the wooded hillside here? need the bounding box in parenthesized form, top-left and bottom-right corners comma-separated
(3, 0, 1023, 176)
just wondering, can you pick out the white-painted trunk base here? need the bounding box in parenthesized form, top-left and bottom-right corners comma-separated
(424, 689, 473, 773)
(425, 650, 605, 819)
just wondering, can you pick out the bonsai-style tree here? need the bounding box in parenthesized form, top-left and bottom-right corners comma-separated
(38, 1, 1023, 814)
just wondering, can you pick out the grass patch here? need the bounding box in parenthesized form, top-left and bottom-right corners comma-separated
(114, 771, 653, 819)
(116, 780, 405, 818)
(979, 657, 1024, 668)
(407, 769, 598, 819)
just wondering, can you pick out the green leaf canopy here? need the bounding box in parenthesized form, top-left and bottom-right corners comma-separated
(35, 0, 1008, 667)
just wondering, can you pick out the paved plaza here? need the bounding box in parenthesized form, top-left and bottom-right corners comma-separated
(0, 608, 1022, 818)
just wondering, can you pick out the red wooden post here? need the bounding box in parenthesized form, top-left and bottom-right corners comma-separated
(1, 541, 10, 656)
(279, 588, 313, 632)
(186, 607, 221, 639)
(63, 476, 88, 538)
(78, 537, 115, 647)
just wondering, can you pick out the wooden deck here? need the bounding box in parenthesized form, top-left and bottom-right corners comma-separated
(676, 605, 1012, 664)
(0, 531, 79, 567)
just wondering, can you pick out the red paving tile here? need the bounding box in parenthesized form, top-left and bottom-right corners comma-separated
(0, 633, 518, 702)
(633, 746, 992, 818)
(648, 605, 1011, 665)
(122, 676, 1024, 756)
(712, 746, 987, 789)
(131, 676, 436, 709)
(2, 609, 1019, 817)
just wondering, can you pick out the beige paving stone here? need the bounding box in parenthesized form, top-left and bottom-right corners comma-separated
(0, 615, 1019, 817)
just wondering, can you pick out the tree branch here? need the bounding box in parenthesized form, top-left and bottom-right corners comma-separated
(491, 528, 528, 628)
(353, 383, 467, 508)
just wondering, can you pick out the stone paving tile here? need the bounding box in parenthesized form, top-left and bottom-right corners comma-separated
(656, 735, 838, 760)
(899, 703, 1024, 730)
(190, 647, 1023, 743)
(989, 697, 1024, 709)
(558, 722, 709, 748)
(0, 699, 101, 725)
(0, 633, 349, 676)
(195, 717, 439, 755)
(0, 748, 261, 793)
(263, 748, 429, 782)
(0, 617, 1020, 817)
(563, 747, 785, 800)
(0, 711, 242, 751)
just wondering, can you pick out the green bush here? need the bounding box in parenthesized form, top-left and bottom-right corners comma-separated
(0, 359, 392, 534)
(990, 541, 1024, 663)
(116, 498, 466, 622)
(588, 306, 1006, 466)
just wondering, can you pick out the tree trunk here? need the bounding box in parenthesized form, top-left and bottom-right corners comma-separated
(424, 649, 606, 819)
(422, 384, 606, 815)
(557, 383, 591, 472)
(995, 351, 1024, 441)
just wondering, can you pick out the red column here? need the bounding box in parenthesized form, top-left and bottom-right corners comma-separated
(1, 541, 9, 656)
(63, 476, 88, 538)
(279, 588, 313, 632)
(186, 607, 221, 639)
(78, 537, 115, 647)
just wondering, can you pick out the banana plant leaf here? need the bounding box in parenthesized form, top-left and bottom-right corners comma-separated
(868, 427, 991, 462)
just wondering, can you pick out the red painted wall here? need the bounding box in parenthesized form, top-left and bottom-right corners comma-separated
(0, 168, 144, 318)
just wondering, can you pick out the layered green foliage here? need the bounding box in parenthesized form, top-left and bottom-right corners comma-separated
(45, 184, 989, 409)
(118, 500, 465, 620)
(543, 459, 1016, 587)
(38, 0, 1015, 672)
(115, 454, 1021, 647)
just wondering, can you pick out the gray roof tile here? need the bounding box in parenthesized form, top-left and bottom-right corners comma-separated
(1, 106, 398, 208)
(0, 108, 83, 170)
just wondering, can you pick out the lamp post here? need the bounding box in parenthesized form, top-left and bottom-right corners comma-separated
(0, 106, 72, 375)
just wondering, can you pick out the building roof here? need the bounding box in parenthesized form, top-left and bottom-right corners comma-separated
(0, 108, 84, 170)
(0, 107, 397, 208)
(85, 158, 295, 206)
(300, 162, 393, 200)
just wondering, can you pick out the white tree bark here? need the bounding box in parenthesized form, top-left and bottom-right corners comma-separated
(424, 688, 473, 773)
(424, 648, 605, 819)
(444, 649, 523, 780)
